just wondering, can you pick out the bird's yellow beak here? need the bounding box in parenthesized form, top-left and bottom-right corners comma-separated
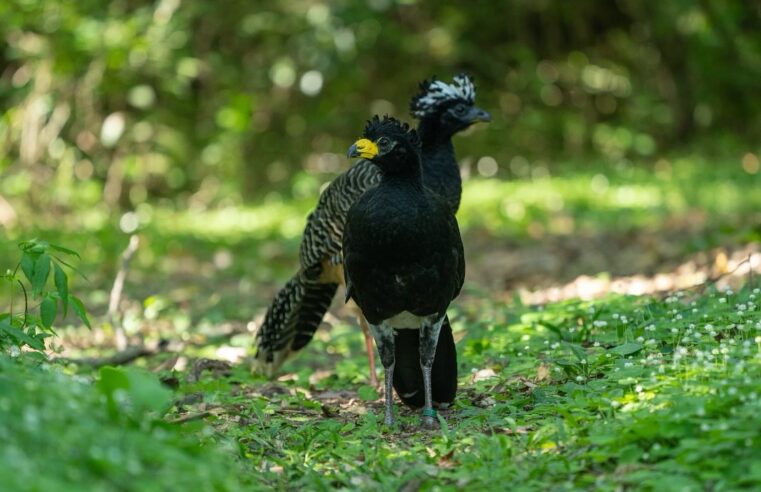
(347, 138, 378, 159)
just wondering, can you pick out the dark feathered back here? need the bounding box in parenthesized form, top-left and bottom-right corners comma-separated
(410, 73, 476, 118)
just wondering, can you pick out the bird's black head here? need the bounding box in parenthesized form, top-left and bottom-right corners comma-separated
(347, 115, 422, 176)
(410, 73, 491, 138)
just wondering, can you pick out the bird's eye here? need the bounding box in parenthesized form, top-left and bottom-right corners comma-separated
(377, 137, 390, 148)
(454, 105, 467, 115)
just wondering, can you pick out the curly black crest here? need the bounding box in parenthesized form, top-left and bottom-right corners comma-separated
(410, 73, 477, 118)
(363, 115, 421, 152)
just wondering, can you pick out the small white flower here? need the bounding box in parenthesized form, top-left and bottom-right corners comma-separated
(575, 375, 584, 382)
(593, 341, 601, 347)
(637, 336, 645, 342)
(719, 298, 727, 304)
(671, 328, 679, 334)
(593, 320, 608, 328)
(611, 400, 621, 408)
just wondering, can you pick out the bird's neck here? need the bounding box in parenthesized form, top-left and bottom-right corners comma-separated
(417, 117, 454, 148)
(381, 159, 424, 188)
(417, 117, 460, 205)
(417, 118, 456, 171)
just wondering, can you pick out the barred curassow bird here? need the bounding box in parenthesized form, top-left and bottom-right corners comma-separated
(254, 75, 489, 396)
(343, 116, 465, 426)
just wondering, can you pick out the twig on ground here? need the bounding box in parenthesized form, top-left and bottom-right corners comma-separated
(107, 234, 140, 350)
(692, 255, 751, 294)
(56, 344, 161, 367)
(749, 254, 755, 288)
(167, 411, 211, 424)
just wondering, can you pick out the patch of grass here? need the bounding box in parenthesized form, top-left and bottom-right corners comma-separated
(0, 359, 255, 491)
(173, 284, 761, 490)
(459, 155, 761, 241)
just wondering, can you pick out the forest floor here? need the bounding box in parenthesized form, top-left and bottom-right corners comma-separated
(2, 153, 761, 490)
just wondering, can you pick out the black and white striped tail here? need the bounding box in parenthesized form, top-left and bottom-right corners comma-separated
(254, 274, 338, 376)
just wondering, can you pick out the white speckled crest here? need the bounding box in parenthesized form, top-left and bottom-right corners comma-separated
(410, 73, 476, 118)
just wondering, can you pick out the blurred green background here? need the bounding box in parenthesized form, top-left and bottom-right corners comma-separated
(1, 0, 760, 326)
(2, 4, 760, 488)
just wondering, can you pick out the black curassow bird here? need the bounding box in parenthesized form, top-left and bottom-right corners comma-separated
(254, 75, 488, 402)
(343, 116, 465, 426)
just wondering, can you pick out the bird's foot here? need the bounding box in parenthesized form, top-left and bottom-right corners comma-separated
(384, 413, 395, 426)
(420, 408, 439, 429)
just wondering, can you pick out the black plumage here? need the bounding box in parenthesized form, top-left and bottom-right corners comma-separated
(254, 75, 489, 398)
(343, 116, 465, 426)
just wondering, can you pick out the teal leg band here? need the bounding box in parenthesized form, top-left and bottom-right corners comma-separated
(422, 408, 437, 418)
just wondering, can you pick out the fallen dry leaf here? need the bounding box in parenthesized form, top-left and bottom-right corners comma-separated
(535, 363, 551, 382)
(472, 368, 498, 382)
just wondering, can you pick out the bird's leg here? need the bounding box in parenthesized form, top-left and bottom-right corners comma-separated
(419, 315, 445, 428)
(359, 314, 379, 387)
(368, 322, 395, 425)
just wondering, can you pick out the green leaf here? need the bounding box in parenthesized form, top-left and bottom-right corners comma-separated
(123, 367, 173, 415)
(19, 239, 49, 253)
(69, 295, 91, 329)
(0, 320, 45, 350)
(49, 243, 81, 258)
(567, 343, 588, 361)
(97, 366, 131, 420)
(20, 253, 35, 284)
(54, 263, 69, 316)
(40, 297, 57, 329)
(53, 255, 88, 281)
(32, 254, 51, 297)
(97, 367, 172, 420)
(357, 385, 379, 401)
(609, 342, 643, 356)
(538, 320, 565, 340)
